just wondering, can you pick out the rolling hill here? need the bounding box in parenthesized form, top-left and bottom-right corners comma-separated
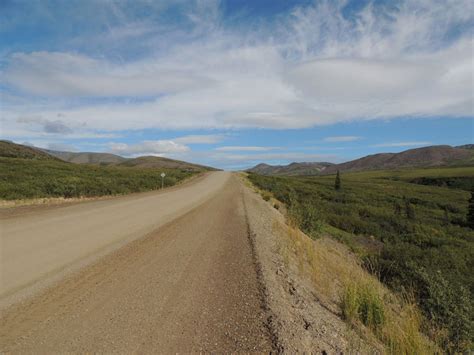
(247, 145, 474, 176)
(1, 141, 217, 172)
(43, 150, 126, 165)
(322, 145, 474, 174)
(0, 140, 61, 161)
(116, 156, 217, 172)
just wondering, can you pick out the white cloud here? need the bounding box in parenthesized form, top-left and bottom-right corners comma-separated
(323, 136, 361, 142)
(1, 0, 472, 136)
(370, 141, 432, 148)
(174, 134, 225, 144)
(5, 51, 213, 97)
(215, 146, 279, 152)
(108, 140, 190, 156)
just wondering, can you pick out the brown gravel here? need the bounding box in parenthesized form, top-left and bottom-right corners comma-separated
(0, 173, 273, 353)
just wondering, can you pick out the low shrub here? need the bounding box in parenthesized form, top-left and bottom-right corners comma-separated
(261, 191, 271, 201)
(248, 168, 474, 352)
(0, 157, 196, 200)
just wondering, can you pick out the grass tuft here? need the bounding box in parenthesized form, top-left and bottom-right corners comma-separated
(342, 280, 385, 331)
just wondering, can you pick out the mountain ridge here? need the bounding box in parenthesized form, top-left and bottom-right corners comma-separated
(43, 149, 127, 165)
(247, 145, 474, 175)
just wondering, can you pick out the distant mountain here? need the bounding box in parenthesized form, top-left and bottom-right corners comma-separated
(117, 156, 217, 172)
(247, 145, 474, 176)
(0, 140, 60, 161)
(247, 162, 334, 176)
(44, 150, 126, 165)
(1, 141, 218, 171)
(45, 150, 215, 171)
(457, 144, 474, 150)
(322, 145, 474, 174)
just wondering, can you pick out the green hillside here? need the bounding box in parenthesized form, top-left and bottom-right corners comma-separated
(0, 140, 59, 161)
(0, 157, 194, 200)
(0, 157, 197, 200)
(0, 141, 208, 200)
(248, 166, 474, 352)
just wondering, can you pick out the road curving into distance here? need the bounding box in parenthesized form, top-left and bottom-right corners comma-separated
(0, 171, 273, 352)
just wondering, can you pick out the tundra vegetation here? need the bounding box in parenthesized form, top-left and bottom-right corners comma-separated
(248, 166, 474, 353)
(0, 157, 197, 200)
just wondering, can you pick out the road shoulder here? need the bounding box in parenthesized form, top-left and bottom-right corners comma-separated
(241, 175, 381, 353)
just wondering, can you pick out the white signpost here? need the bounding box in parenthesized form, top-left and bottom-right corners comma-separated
(160, 172, 166, 189)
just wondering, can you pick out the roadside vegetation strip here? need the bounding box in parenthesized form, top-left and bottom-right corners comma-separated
(279, 221, 436, 354)
(247, 167, 474, 353)
(0, 157, 197, 201)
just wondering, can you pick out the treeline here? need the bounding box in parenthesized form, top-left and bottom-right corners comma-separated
(248, 169, 474, 352)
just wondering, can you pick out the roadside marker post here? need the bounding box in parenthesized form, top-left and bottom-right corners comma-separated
(161, 172, 166, 189)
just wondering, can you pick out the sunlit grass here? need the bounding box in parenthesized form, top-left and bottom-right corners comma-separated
(0, 157, 197, 200)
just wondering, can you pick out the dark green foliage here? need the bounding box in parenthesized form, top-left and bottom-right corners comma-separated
(394, 202, 402, 216)
(416, 269, 472, 352)
(443, 206, 450, 226)
(404, 197, 416, 220)
(0, 157, 196, 200)
(335, 170, 341, 190)
(410, 176, 474, 191)
(468, 191, 474, 229)
(248, 167, 474, 352)
(287, 193, 323, 238)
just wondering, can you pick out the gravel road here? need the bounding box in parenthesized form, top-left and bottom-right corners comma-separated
(0, 172, 273, 352)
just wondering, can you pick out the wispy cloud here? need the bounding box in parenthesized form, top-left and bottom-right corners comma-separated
(370, 141, 432, 148)
(323, 136, 361, 142)
(2, 0, 472, 135)
(174, 134, 225, 144)
(108, 140, 190, 156)
(1, 0, 471, 169)
(215, 146, 279, 152)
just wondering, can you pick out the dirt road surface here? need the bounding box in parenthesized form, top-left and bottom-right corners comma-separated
(0, 172, 273, 352)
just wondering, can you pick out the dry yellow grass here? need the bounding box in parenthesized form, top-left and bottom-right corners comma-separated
(273, 218, 438, 354)
(0, 195, 107, 208)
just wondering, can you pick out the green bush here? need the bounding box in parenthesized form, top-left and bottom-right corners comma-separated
(287, 193, 323, 238)
(412, 267, 472, 352)
(248, 167, 474, 352)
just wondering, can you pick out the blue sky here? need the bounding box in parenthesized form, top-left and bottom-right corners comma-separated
(1, 0, 473, 170)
